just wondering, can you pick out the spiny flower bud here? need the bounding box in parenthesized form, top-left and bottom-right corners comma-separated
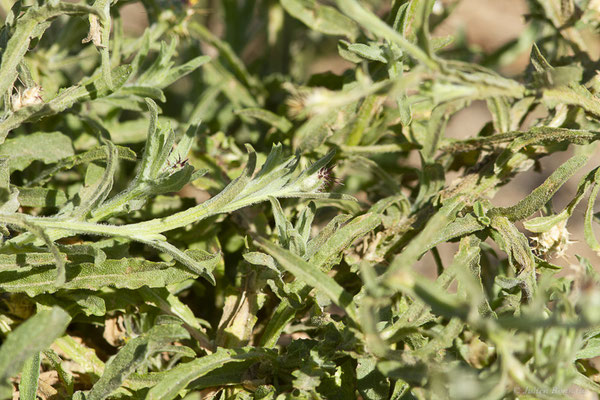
(317, 165, 342, 190)
(299, 165, 342, 192)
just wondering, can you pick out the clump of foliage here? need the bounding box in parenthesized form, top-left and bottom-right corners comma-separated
(1, 0, 600, 399)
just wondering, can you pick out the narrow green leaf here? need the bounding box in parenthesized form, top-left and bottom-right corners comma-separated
(86, 338, 150, 400)
(381, 235, 480, 341)
(334, 0, 438, 69)
(420, 214, 485, 255)
(53, 336, 104, 380)
(309, 212, 381, 267)
(172, 123, 198, 164)
(357, 357, 389, 400)
(162, 55, 211, 88)
(71, 140, 118, 219)
(91, 0, 113, 89)
(491, 154, 588, 221)
(87, 323, 190, 400)
(576, 338, 600, 359)
(16, 187, 67, 207)
(414, 162, 444, 205)
(573, 372, 600, 394)
(490, 215, 535, 273)
(188, 23, 258, 91)
(236, 108, 293, 133)
(136, 40, 177, 86)
(119, 85, 166, 102)
(338, 40, 367, 63)
(295, 201, 316, 244)
(137, 232, 219, 286)
(0, 131, 74, 172)
(138, 287, 211, 349)
(0, 252, 65, 271)
(146, 347, 275, 400)
(259, 212, 375, 346)
(43, 349, 74, 396)
(259, 301, 296, 348)
(524, 212, 568, 233)
(408, 0, 435, 56)
(487, 97, 511, 133)
(185, 359, 260, 391)
(385, 198, 464, 284)
(19, 352, 40, 400)
(585, 183, 600, 253)
(27, 145, 136, 188)
(413, 318, 464, 357)
(256, 237, 358, 322)
(129, 144, 257, 233)
(294, 111, 338, 152)
(0, 307, 70, 398)
(344, 43, 387, 63)
(269, 197, 290, 248)
(443, 127, 600, 155)
(281, 0, 358, 39)
(346, 95, 383, 146)
(523, 168, 600, 233)
(0, 259, 196, 296)
(36, 291, 107, 317)
(19, 219, 66, 285)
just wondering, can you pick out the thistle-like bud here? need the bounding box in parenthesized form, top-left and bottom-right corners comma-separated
(299, 165, 341, 193)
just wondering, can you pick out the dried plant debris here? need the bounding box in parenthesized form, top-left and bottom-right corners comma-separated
(0, 0, 600, 399)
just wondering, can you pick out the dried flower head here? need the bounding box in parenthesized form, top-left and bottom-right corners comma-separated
(286, 94, 305, 119)
(11, 85, 43, 112)
(10, 93, 21, 112)
(82, 15, 105, 48)
(285, 87, 336, 119)
(531, 219, 573, 258)
(21, 86, 43, 106)
(432, 0, 444, 15)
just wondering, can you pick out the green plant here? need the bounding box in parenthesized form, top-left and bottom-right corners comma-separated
(1, 0, 600, 399)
